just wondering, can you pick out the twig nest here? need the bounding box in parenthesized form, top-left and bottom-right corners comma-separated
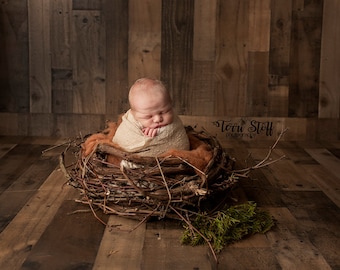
(61, 126, 236, 220)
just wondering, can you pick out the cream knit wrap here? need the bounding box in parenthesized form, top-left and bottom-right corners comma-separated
(112, 109, 190, 157)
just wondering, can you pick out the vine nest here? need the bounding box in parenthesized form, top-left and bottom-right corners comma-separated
(60, 126, 287, 223)
(60, 126, 240, 220)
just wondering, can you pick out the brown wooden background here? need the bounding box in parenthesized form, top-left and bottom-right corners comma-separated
(0, 0, 339, 140)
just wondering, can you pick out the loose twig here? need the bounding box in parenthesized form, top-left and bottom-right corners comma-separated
(231, 127, 288, 178)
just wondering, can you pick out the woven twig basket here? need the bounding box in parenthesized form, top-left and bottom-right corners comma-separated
(61, 126, 236, 220)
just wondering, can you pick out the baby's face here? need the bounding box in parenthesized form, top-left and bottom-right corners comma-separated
(130, 94, 174, 129)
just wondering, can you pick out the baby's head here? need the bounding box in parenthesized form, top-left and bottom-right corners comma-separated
(129, 78, 174, 129)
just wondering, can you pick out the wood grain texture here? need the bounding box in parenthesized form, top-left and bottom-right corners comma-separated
(72, 10, 106, 114)
(318, 0, 340, 118)
(0, 154, 58, 233)
(191, 61, 216, 116)
(266, 205, 333, 270)
(193, 0, 216, 61)
(215, 0, 248, 116)
(246, 52, 269, 116)
(52, 69, 73, 113)
(0, 137, 339, 269)
(269, 0, 292, 77)
(93, 216, 146, 270)
(288, 0, 323, 117)
(161, 0, 194, 114)
(248, 0, 271, 52)
(301, 163, 340, 208)
(28, 0, 52, 113)
(141, 220, 213, 269)
(128, 0, 161, 85)
(0, 170, 71, 269)
(268, 85, 289, 116)
(72, 0, 102, 10)
(55, 114, 105, 137)
(0, 144, 47, 195)
(22, 201, 108, 270)
(1, 0, 340, 138)
(0, 143, 16, 159)
(50, 0, 73, 114)
(0, 0, 29, 113)
(104, 0, 129, 116)
(191, 0, 216, 116)
(268, 0, 292, 117)
(50, 0, 71, 69)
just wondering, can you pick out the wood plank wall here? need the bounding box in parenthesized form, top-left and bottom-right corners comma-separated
(0, 0, 339, 140)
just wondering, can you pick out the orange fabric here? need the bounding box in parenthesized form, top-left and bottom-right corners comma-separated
(81, 118, 212, 172)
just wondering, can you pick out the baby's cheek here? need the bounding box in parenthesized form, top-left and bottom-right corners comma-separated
(164, 114, 173, 125)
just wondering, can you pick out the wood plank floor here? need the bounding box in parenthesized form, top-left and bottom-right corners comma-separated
(0, 136, 339, 270)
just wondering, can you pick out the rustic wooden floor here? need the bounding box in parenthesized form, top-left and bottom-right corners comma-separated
(0, 136, 339, 270)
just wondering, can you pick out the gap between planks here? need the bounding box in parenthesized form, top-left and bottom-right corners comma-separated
(0, 169, 72, 269)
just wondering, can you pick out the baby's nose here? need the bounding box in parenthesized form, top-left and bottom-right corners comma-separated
(153, 114, 163, 123)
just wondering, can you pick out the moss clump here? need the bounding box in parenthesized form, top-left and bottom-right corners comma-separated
(181, 201, 274, 253)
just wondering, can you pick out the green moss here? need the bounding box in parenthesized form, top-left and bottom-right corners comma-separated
(181, 201, 274, 253)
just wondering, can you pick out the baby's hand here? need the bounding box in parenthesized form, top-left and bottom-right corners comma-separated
(142, 127, 158, 137)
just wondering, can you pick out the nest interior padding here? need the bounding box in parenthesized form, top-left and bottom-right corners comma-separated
(63, 126, 236, 219)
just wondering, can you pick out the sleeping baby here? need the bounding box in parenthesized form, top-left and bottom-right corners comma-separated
(82, 78, 212, 172)
(112, 78, 190, 156)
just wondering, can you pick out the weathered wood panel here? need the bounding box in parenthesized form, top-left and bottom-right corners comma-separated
(318, 0, 340, 118)
(191, 61, 216, 116)
(161, 0, 194, 114)
(0, 144, 47, 195)
(288, 0, 323, 117)
(128, 0, 161, 85)
(193, 0, 216, 61)
(103, 0, 129, 117)
(268, 0, 292, 117)
(141, 220, 213, 269)
(55, 114, 105, 137)
(191, 0, 216, 116)
(0, 143, 16, 159)
(248, 0, 271, 52)
(26, 114, 54, 137)
(0, 153, 58, 233)
(93, 216, 146, 269)
(72, 10, 106, 114)
(215, 0, 248, 116)
(0, 138, 340, 269)
(247, 52, 269, 116)
(22, 201, 108, 270)
(247, 0, 271, 116)
(268, 85, 289, 116)
(52, 69, 73, 113)
(50, 0, 71, 69)
(0, 170, 71, 269)
(28, 0, 52, 113)
(72, 0, 102, 10)
(0, 0, 340, 138)
(266, 204, 333, 270)
(269, 0, 292, 76)
(0, 0, 29, 113)
(50, 0, 73, 114)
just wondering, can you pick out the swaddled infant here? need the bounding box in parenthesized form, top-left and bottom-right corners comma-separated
(112, 78, 190, 156)
(82, 78, 212, 173)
